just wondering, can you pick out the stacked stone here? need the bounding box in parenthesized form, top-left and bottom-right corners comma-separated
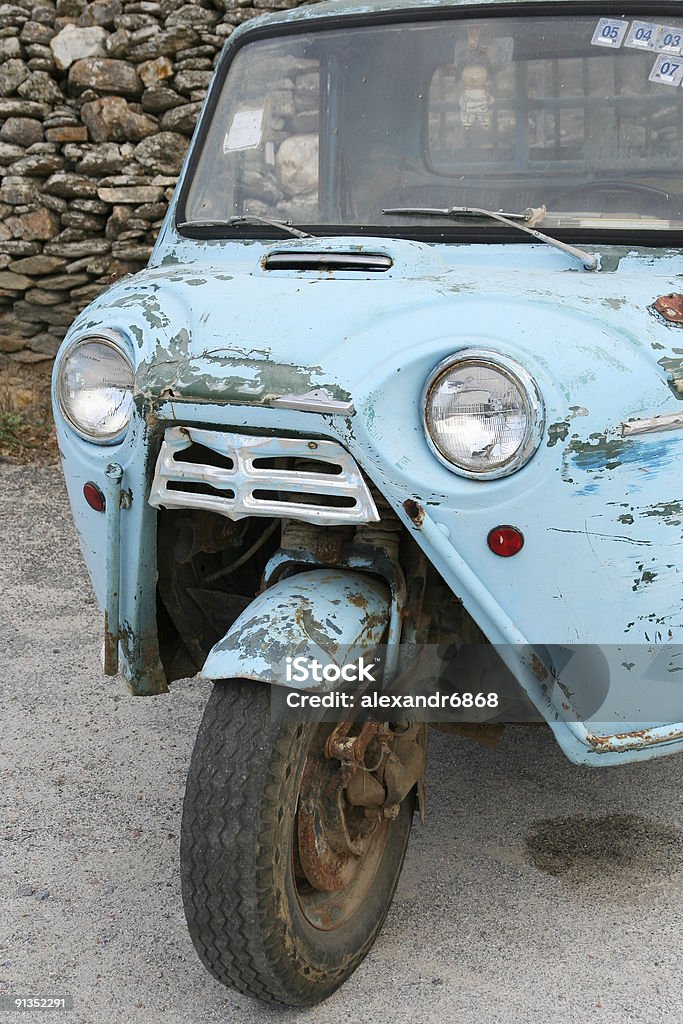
(0, 0, 315, 367)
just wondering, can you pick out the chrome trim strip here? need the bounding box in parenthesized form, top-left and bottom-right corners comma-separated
(149, 426, 379, 526)
(620, 412, 683, 437)
(269, 388, 355, 415)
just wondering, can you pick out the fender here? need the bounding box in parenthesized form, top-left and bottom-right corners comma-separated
(201, 569, 391, 688)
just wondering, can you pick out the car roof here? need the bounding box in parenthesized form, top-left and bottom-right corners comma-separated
(246, 0, 612, 32)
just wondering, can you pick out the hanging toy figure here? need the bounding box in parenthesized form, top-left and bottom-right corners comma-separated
(458, 51, 493, 130)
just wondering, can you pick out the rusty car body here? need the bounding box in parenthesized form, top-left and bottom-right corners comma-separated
(52, 0, 683, 1005)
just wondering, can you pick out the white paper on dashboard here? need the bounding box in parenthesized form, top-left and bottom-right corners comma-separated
(223, 108, 264, 152)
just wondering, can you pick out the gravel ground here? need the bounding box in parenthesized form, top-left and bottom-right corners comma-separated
(1, 463, 682, 1024)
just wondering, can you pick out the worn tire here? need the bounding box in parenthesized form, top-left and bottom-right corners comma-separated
(180, 679, 415, 1006)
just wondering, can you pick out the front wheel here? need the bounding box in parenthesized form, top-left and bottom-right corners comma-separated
(180, 679, 416, 1006)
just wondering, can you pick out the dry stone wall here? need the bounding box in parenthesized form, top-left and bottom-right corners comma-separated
(0, 0, 319, 377)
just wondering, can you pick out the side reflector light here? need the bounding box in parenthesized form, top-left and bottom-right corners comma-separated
(83, 481, 105, 512)
(487, 525, 524, 557)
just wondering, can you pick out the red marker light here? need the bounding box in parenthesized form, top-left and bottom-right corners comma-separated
(487, 525, 524, 557)
(83, 482, 105, 512)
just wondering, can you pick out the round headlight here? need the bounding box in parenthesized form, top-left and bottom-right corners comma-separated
(57, 335, 134, 444)
(423, 350, 544, 479)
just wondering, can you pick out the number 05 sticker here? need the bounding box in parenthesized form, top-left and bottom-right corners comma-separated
(649, 53, 683, 86)
(592, 18, 628, 48)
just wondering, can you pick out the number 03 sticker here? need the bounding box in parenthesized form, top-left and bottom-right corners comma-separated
(649, 53, 683, 86)
(656, 25, 683, 55)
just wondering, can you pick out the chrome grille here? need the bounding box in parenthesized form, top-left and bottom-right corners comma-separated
(149, 426, 380, 526)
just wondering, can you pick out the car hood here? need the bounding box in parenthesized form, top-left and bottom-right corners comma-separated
(70, 237, 683, 412)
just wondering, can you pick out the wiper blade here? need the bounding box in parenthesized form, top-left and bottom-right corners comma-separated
(382, 205, 599, 271)
(386, 205, 535, 222)
(178, 215, 313, 239)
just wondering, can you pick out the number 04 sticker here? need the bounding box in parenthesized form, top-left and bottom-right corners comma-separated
(625, 20, 657, 50)
(649, 53, 683, 86)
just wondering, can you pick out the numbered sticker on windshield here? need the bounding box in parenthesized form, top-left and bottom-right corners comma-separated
(625, 21, 658, 50)
(655, 25, 683, 55)
(592, 19, 628, 48)
(649, 53, 683, 86)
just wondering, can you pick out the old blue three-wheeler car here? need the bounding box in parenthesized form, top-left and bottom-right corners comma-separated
(53, 0, 683, 1005)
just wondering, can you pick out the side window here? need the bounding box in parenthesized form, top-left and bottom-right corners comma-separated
(186, 44, 320, 222)
(238, 54, 320, 221)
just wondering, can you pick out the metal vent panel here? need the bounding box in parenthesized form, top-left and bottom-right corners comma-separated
(149, 426, 380, 526)
(262, 252, 393, 272)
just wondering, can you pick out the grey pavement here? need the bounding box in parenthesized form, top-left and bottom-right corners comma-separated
(1, 463, 682, 1024)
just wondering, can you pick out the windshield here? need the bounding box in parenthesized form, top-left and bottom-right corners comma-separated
(181, 12, 683, 235)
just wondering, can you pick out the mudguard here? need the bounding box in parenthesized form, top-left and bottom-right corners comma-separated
(201, 569, 390, 687)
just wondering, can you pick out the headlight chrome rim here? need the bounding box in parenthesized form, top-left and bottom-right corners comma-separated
(422, 348, 545, 480)
(57, 330, 134, 445)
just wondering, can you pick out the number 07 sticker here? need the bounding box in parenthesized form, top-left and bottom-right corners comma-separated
(649, 53, 683, 86)
(591, 18, 628, 48)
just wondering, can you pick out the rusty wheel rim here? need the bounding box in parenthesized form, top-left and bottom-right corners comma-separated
(293, 728, 392, 931)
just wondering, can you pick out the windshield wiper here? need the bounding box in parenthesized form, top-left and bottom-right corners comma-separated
(382, 205, 599, 271)
(178, 215, 313, 239)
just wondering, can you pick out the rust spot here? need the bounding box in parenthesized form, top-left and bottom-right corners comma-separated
(296, 796, 349, 892)
(586, 724, 683, 752)
(103, 610, 119, 677)
(118, 621, 168, 695)
(362, 611, 386, 633)
(651, 293, 683, 326)
(403, 498, 425, 527)
(348, 591, 369, 609)
(529, 653, 549, 682)
(589, 727, 649, 747)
